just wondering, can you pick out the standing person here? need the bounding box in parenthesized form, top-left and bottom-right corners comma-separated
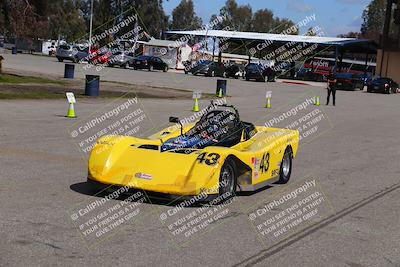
(326, 71, 337, 106)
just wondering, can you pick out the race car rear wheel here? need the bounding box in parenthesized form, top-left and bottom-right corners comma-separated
(277, 147, 292, 184)
(219, 158, 237, 200)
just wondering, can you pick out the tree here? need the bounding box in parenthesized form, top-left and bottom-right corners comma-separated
(359, 0, 400, 44)
(272, 18, 298, 35)
(337, 32, 360, 38)
(360, 0, 386, 41)
(216, 0, 252, 31)
(121, 0, 169, 38)
(234, 4, 253, 31)
(49, 0, 86, 42)
(0, 1, 5, 33)
(8, 0, 38, 40)
(252, 9, 274, 33)
(30, 0, 49, 17)
(305, 27, 317, 36)
(210, 0, 298, 34)
(170, 0, 202, 30)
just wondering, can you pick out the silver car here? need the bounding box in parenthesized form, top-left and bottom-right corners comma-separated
(107, 51, 135, 68)
(56, 44, 89, 63)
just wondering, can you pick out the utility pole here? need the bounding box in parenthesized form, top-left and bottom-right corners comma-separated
(88, 0, 94, 53)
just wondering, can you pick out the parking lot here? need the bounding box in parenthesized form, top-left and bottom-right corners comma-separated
(1, 54, 400, 266)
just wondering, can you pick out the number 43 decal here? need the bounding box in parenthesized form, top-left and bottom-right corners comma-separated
(197, 152, 220, 166)
(260, 152, 270, 173)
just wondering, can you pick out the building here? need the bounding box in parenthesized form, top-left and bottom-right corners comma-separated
(165, 30, 377, 75)
(191, 50, 259, 64)
(375, 0, 400, 83)
(137, 39, 192, 69)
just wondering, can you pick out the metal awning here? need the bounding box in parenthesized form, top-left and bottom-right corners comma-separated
(165, 30, 377, 53)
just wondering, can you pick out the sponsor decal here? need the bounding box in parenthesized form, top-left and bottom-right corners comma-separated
(135, 173, 153, 180)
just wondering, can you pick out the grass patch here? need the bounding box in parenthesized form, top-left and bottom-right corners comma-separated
(0, 73, 66, 85)
(0, 91, 66, 99)
(102, 80, 217, 99)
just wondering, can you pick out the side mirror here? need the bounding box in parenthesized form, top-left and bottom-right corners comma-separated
(169, 117, 183, 136)
(169, 116, 180, 123)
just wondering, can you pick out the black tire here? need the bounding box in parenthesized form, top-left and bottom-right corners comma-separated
(246, 76, 250, 81)
(57, 57, 63, 62)
(121, 63, 127, 69)
(277, 147, 293, 184)
(73, 57, 79, 63)
(218, 158, 237, 200)
(163, 66, 168, 72)
(133, 66, 138, 70)
(148, 65, 153, 71)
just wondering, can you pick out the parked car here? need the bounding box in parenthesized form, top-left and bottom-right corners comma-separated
(56, 44, 89, 63)
(296, 68, 326, 82)
(131, 55, 168, 72)
(186, 60, 225, 77)
(89, 49, 111, 65)
(275, 61, 294, 78)
(224, 63, 244, 79)
(367, 77, 399, 94)
(108, 51, 134, 68)
(245, 63, 276, 82)
(334, 73, 365, 91)
(359, 72, 374, 85)
(183, 60, 192, 74)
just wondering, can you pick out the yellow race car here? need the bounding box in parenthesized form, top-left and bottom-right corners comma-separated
(88, 103, 300, 199)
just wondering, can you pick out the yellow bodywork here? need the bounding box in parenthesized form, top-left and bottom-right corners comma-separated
(88, 124, 299, 196)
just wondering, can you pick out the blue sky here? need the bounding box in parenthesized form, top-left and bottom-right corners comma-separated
(163, 0, 371, 36)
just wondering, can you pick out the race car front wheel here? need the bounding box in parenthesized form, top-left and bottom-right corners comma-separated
(277, 147, 292, 184)
(219, 158, 237, 200)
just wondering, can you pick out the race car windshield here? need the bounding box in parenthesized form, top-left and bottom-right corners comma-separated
(186, 109, 238, 141)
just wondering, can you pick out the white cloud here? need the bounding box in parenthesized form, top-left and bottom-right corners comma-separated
(286, 0, 313, 13)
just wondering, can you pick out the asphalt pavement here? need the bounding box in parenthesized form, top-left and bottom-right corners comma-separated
(0, 54, 399, 266)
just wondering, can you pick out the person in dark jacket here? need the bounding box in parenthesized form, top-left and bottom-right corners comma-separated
(326, 72, 337, 106)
